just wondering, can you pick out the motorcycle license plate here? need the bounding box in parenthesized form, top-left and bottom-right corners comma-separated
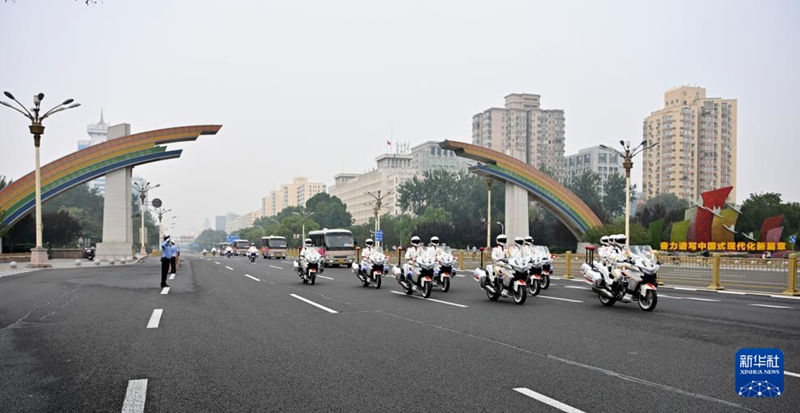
(517, 280, 526, 285)
(310, 269, 316, 273)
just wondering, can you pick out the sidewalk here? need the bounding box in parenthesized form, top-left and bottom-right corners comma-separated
(0, 256, 147, 278)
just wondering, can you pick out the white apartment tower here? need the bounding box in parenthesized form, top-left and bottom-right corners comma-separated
(642, 86, 737, 203)
(471, 93, 566, 179)
(263, 176, 327, 217)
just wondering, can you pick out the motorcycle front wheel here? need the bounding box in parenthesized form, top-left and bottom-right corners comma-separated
(598, 294, 616, 307)
(374, 275, 381, 289)
(513, 285, 527, 305)
(528, 277, 541, 296)
(440, 277, 450, 292)
(403, 281, 414, 295)
(310, 273, 316, 285)
(638, 289, 658, 311)
(541, 274, 550, 289)
(421, 281, 432, 298)
(486, 282, 501, 301)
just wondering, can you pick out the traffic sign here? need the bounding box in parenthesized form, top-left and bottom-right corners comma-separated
(791, 235, 797, 244)
(375, 230, 383, 242)
(151, 198, 162, 208)
(226, 235, 237, 243)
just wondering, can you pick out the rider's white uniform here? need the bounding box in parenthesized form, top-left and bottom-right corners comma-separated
(403, 246, 424, 281)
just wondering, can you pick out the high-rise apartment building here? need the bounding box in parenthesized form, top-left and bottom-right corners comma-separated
(472, 93, 566, 180)
(410, 141, 474, 175)
(642, 86, 737, 203)
(263, 176, 327, 216)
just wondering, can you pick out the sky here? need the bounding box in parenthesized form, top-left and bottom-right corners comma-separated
(1, 0, 799, 237)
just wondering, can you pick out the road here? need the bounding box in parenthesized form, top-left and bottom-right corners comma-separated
(1, 255, 798, 412)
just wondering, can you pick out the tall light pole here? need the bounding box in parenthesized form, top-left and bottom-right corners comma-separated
(486, 178, 492, 249)
(1, 91, 80, 267)
(153, 208, 172, 245)
(293, 211, 315, 242)
(496, 221, 505, 234)
(365, 190, 392, 248)
(599, 140, 658, 246)
(133, 182, 159, 255)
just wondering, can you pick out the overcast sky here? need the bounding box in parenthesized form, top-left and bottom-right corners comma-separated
(1, 0, 798, 237)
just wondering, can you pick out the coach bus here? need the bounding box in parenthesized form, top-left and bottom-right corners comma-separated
(307, 228, 356, 267)
(261, 235, 288, 259)
(232, 239, 251, 256)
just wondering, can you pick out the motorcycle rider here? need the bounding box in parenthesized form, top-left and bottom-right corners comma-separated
(608, 234, 631, 291)
(225, 245, 234, 258)
(211, 247, 218, 256)
(403, 236, 424, 282)
(489, 234, 512, 282)
(247, 243, 259, 260)
(522, 235, 537, 263)
(359, 238, 376, 273)
(202, 248, 208, 256)
(426, 236, 443, 259)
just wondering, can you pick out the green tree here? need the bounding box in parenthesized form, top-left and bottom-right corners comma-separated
(602, 173, 631, 219)
(737, 192, 800, 243)
(305, 192, 352, 229)
(565, 170, 605, 222)
(43, 184, 104, 242)
(194, 229, 228, 251)
(42, 210, 82, 247)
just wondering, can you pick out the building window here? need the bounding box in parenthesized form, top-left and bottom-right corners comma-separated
(598, 153, 607, 164)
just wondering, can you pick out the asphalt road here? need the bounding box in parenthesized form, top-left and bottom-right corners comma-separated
(1, 255, 798, 412)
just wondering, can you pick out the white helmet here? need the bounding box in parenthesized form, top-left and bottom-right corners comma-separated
(496, 234, 507, 246)
(410, 236, 421, 247)
(365, 238, 374, 247)
(600, 236, 610, 246)
(430, 236, 439, 246)
(304, 238, 312, 247)
(514, 236, 524, 246)
(524, 236, 534, 245)
(611, 234, 627, 247)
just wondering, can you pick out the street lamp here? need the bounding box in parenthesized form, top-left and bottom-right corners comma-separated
(153, 208, 172, 245)
(293, 211, 315, 241)
(599, 140, 658, 246)
(1, 91, 80, 267)
(365, 190, 392, 248)
(496, 221, 505, 234)
(133, 182, 160, 255)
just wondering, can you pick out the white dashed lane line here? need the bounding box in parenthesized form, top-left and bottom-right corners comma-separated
(160, 287, 169, 295)
(146, 309, 163, 329)
(389, 290, 468, 307)
(290, 294, 338, 314)
(317, 275, 334, 280)
(750, 304, 793, 309)
(513, 387, 585, 413)
(269, 265, 284, 270)
(121, 379, 148, 413)
(244, 274, 261, 282)
(169, 273, 175, 280)
(538, 296, 582, 303)
(225, 266, 234, 270)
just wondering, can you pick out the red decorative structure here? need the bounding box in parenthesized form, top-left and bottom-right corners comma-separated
(691, 187, 732, 243)
(760, 216, 785, 243)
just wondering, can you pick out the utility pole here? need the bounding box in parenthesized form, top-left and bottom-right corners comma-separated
(365, 190, 392, 248)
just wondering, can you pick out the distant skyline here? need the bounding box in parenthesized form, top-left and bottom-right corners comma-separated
(1, 0, 798, 237)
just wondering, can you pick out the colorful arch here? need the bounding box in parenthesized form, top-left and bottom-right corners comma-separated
(0, 125, 222, 227)
(439, 140, 602, 238)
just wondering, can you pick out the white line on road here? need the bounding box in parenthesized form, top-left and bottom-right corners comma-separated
(225, 266, 233, 270)
(269, 265, 284, 270)
(390, 290, 468, 307)
(160, 287, 169, 295)
(750, 304, 793, 309)
(121, 379, 148, 413)
(770, 295, 800, 300)
(168, 273, 175, 280)
(564, 286, 588, 290)
(146, 309, 163, 329)
(674, 287, 698, 291)
(513, 388, 585, 413)
(290, 294, 338, 313)
(717, 291, 746, 295)
(659, 294, 720, 302)
(214, 261, 220, 265)
(786, 371, 800, 378)
(244, 274, 261, 282)
(538, 296, 583, 303)
(317, 275, 334, 280)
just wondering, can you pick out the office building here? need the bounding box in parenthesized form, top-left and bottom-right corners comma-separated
(263, 176, 327, 216)
(410, 141, 474, 175)
(565, 146, 623, 198)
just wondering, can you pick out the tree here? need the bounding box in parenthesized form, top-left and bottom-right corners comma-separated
(194, 229, 228, 251)
(42, 210, 82, 247)
(565, 170, 606, 222)
(737, 192, 800, 242)
(305, 193, 352, 229)
(43, 184, 104, 243)
(602, 173, 629, 219)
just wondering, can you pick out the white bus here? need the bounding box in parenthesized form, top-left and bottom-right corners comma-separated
(261, 235, 288, 259)
(307, 228, 356, 267)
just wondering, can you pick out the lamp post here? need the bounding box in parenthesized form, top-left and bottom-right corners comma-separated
(1, 91, 80, 267)
(133, 182, 159, 255)
(486, 178, 492, 249)
(293, 211, 315, 242)
(365, 190, 392, 248)
(153, 208, 172, 245)
(599, 140, 658, 246)
(496, 221, 505, 234)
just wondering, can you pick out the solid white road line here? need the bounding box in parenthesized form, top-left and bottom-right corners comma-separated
(538, 296, 583, 303)
(168, 273, 175, 280)
(717, 291, 746, 295)
(160, 287, 169, 295)
(269, 265, 283, 270)
(318, 275, 334, 280)
(770, 295, 800, 300)
(214, 261, 220, 265)
(786, 371, 800, 378)
(389, 290, 468, 307)
(121, 379, 148, 413)
(513, 388, 585, 413)
(146, 309, 163, 329)
(244, 274, 261, 282)
(564, 286, 588, 290)
(674, 287, 698, 291)
(750, 304, 793, 309)
(659, 294, 720, 302)
(290, 294, 338, 314)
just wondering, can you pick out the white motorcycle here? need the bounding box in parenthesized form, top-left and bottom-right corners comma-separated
(580, 246, 659, 311)
(432, 246, 457, 292)
(526, 254, 543, 297)
(534, 245, 553, 289)
(293, 249, 322, 285)
(392, 253, 434, 298)
(472, 254, 529, 305)
(352, 249, 386, 289)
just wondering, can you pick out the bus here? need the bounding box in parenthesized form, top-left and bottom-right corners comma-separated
(232, 239, 251, 256)
(261, 235, 287, 259)
(216, 242, 231, 254)
(308, 229, 356, 267)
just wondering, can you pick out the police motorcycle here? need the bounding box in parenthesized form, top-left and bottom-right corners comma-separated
(392, 248, 434, 299)
(534, 245, 553, 289)
(472, 237, 528, 305)
(579, 238, 659, 311)
(247, 249, 258, 263)
(293, 240, 322, 285)
(352, 241, 386, 289)
(432, 245, 457, 292)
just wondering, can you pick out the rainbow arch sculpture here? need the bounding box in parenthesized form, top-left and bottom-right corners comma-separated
(439, 140, 602, 239)
(0, 125, 222, 227)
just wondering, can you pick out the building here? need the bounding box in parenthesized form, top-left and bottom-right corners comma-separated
(329, 153, 416, 225)
(642, 86, 737, 203)
(472, 93, 566, 179)
(565, 146, 623, 198)
(263, 176, 327, 216)
(215, 215, 226, 232)
(410, 141, 474, 175)
(227, 210, 261, 234)
(77, 111, 110, 194)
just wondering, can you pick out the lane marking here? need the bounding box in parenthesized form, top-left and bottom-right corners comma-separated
(318, 275, 334, 280)
(389, 290, 468, 307)
(750, 304, 793, 309)
(244, 274, 261, 282)
(225, 266, 233, 270)
(564, 286, 588, 290)
(659, 294, 720, 302)
(770, 295, 800, 300)
(674, 287, 697, 291)
(269, 265, 284, 270)
(538, 296, 583, 303)
(513, 388, 585, 413)
(717, 291, 745, 295)
(786, 371, 800, 378)
(168, 274, 175, 280)
(214, 261, 220, 265)
(290, 294, 338, 314)
(121, 379, 148, 413)
(160, 287, 169, 295)
(147, 309, 163, 329)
